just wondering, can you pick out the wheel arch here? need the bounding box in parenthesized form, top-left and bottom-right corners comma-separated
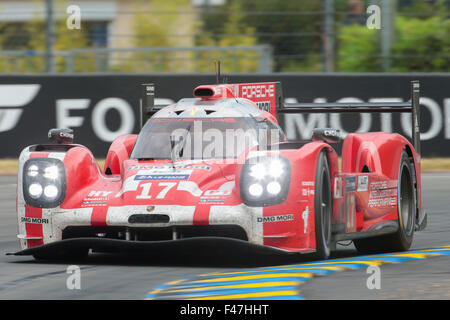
(402, 142, 421, 222)
(104, 134, 138, 175)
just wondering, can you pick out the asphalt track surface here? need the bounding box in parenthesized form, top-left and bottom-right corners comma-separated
(0, 173, 449, 300)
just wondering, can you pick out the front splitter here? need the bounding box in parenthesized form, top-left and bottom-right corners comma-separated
(8, 237, 298, 258)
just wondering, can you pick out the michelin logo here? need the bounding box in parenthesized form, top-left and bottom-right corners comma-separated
(0, 84, 40, 132)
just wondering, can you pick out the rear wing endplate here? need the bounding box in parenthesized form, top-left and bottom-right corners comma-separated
(277, 81, 421, 155)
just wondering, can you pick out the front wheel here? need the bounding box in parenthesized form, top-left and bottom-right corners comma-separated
(354, 150, 415, 254)
(312, 151, 333, 260)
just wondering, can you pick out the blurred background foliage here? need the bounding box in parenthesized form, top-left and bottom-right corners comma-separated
(0, 0, 448, 73)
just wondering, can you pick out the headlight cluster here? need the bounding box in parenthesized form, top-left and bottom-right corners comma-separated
(22, 158, 66, 208)
(240, 156, 291, 207)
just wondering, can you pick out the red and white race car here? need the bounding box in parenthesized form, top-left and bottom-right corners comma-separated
(11, 80, 427, 260)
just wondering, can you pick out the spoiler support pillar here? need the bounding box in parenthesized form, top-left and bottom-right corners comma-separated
(140, 83, 155, 129)
(411, 80, 420, 155)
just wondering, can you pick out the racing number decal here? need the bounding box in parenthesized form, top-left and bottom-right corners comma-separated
(136, 182, 177, 199)
(136, 182, 152, 199)
(157, 182, 177, 199)
(123, 180, 231, 200)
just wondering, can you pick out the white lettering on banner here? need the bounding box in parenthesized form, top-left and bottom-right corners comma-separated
(445, 99, 450, 139)
(284, 97, 327, 140)
(284, 96, 448, 142)
(330, 98, 371, 137)
(56, 99, 90, 129)
(400, 97, 442, 140)
(56, 98, 136, 142)
(91, 98, 135, 142)
(0, 84, 40, 132)
(369, 98, 403, 133)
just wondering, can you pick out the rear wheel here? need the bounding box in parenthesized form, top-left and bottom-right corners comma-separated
(312, 151, 333, 260)
(354, 151, 415, 254)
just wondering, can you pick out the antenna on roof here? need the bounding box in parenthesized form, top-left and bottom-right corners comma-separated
(215, 60, 221, 84)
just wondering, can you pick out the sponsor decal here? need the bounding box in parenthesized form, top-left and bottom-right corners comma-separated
(82, 191, 111, 207)
(81, 203, 107, 207)
(128, 165, 210, 171)
(334, 177, 343, 199)
(199, 182, 234, 202)
(203, 190, 231, 197)
(368, 180, 398, 208)
(199, 199, 225, 205)
(135, 168, 192, 181)
(302, 206, 309, 233)
(357, 175, 369, 192)
(135, 173, 191, 181)
(369, 180, 397, 191)
(21, 217, 49, 224)
(88, 191, 112, 197)
(257, 214, 294, 223)
(301, 181, 315, 197)
(368, 197, 397, 208)
(323, 128, 340, 137)
(255, 101, 271, 112)
(240, 84, 275, 99)
(345, 176, 357, 192)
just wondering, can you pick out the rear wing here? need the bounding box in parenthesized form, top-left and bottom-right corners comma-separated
(278, 81, 421, 155)
(139, 80, 420, 154)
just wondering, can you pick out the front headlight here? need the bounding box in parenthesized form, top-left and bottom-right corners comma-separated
(240, 156, 291, 207)
(22, 158, 66, 208)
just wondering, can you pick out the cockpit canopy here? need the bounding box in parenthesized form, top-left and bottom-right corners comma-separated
(131, 116, 286, 161)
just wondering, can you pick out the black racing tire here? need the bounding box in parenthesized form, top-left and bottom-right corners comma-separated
(354, 150, 415, 254)
(33, 248, 89, 262)
(312, 151, 333, 260)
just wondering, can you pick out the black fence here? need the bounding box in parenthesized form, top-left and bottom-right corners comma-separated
(0, 73, 449, 157)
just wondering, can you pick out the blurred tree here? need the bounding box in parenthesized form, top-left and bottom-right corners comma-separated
(337, 15, 450, 72)
(337, 0, 450, 72)
(337, 24, 381, 71)
(0, 0, 93, 73)
(390, 16, 450, 72)
(130, 0, 196, 73)
(195, 1, 259, 73)
(199, 0, 351, 72)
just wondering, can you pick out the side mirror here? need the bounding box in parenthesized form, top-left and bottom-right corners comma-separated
(48, 128, 74, 144)
(312, 128, 342, 144)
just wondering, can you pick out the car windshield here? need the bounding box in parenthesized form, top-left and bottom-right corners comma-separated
(131, 117, 284, 160)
